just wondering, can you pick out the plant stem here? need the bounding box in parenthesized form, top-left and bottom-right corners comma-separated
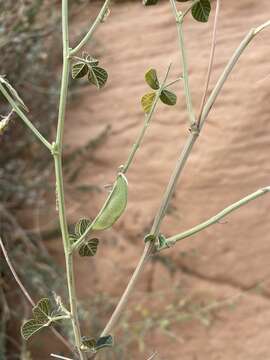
(55, 1, 86, 359)
(199, 19, 270, 129)
(0, 83, 52, 150)
(197, 0, 220, 126)
(70, 0, 110, 57)
(159, 186, 270, 250)
(170, 0, 196, 127)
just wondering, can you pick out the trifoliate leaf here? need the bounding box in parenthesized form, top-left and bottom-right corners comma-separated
(72, 62, 89, 79)
(79, 238, 99, 257)
(145, 69, 159, 90)
(0, 75, 28, 112)
(32, 298, 52, 323)
(95, 335, 114, 350)
(141, 92, 156, 113)
(92, 173, 128, 231)
(192, 0, 211, 23)
(160, 89, 177, 106)
(88, 67, 108, 89)
(142, 0, 159, 5)
(21, 319, 48, 341)
(75, 218, 92, 237)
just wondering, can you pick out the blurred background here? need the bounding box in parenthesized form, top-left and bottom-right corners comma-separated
(1, 0, 270, 359)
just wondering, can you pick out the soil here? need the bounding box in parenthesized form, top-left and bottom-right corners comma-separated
(32, 1, 270, 359)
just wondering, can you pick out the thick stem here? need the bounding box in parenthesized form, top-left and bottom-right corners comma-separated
(56, 1, 86, 359)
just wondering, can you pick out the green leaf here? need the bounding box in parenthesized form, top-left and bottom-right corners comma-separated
(142, 0, 159, 5)
(95, 335, 114, 350)
(160, 89, 177, 106)
(88, 67, 108, 89)
(157, 233, 169, 249)
(141, 92, 155, 113)
(69, 233, 78, 245)
(0, 76, 28, 112)
(144, 234, 156, 243)
(145, 69, 159, 90)
(92, 173, 128, 231)
(72, 62, 89, 79)
(75, 218, 92, 237)
(21, 319, 48, 341)
(192, 0, 211, 23)
(81, 336, 97, 351)
(79, 238, 99, 257)
(32, 298, 52, 323)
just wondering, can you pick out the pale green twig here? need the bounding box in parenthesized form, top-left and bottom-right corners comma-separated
(198, 0, 220, 126)
(0, 82, 52, 150)
(70, 0, 110, 56)
(158, 186, 270, 250)
(200, 20, 270, 129)
(170, 0, 196, 126)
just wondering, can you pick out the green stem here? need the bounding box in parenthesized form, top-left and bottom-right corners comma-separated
(70, 0, 110, 57)
(55, 1, 86, 359)
(159, 186, 270, 250)
(199, 19, 270, 129)
(0, 83, 52, 150)
(170, 0, 196, 127)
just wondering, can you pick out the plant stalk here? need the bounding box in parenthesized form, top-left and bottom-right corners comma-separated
(55, 1, 86, 358)
(159, 186, 270, 250)
(0, 83, 52, 150)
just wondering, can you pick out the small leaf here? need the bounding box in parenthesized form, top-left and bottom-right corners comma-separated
(144, 234, 156, 243)
(192, 0, 211, 23)
(0, 75, 28, 112)
(96, 335, 114, 351)
(92, 173, 128, 231)
(88, 57, 99, 67)
(157, 233, 169, 249)
(145, 69, 159, 90)
(69, 233, 78, 245)
(160, 89, 177, 106)
(81, 336, 97, 351)
(141, 92, 156, 113)
(142, 0, 159, 5)
(32, 298, 52, 323)
(79, 238, 99, 257)
(75, 218, 92, 237)
(88, 67, 108, 89)
(21, 319, 48, 341)
(72, 62, 89, 79)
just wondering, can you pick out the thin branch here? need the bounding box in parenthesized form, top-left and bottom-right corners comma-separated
(159, 186, 270, 250)
(170, 0, 196, 126)
(70, 0, 110, 56)
(198, 0, 220, 126)
(0, 83, 52, 151)
(0, 237, 73, 353)
(200, 19, 270, 129)
(51, 354, 74, 360)
(122, 63, 172, 174)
